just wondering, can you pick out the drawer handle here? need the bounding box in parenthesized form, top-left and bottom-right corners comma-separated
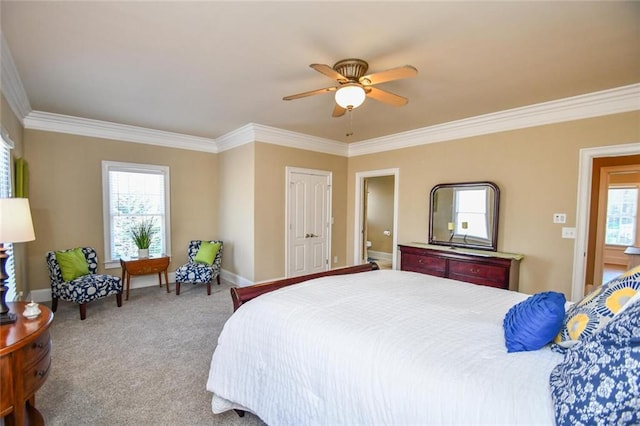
(32, 341, 47, 349)
(418, 259, 424, 264)
(36, 359, 52, 378)
(470, 267, 480, 274)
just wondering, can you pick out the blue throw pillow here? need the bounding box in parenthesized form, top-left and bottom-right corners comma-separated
(503, 291, 566, 353)
(550, 298, 640, 425)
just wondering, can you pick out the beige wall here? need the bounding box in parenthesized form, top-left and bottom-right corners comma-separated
(218, 143, 255, 281)
(348, 111, 640, 296)
(1, 93, 29, 296)
(253, 142, 348, 282)
(366, 175, 394, 254)
(24, 129, 218, 292)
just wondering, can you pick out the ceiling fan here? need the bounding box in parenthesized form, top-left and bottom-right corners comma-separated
(283, 58, 418, 117)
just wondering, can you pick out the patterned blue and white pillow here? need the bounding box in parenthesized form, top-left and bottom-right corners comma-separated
(549, 298, 640, 426)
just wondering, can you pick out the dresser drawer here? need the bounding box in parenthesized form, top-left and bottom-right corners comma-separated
(20, 330, 51, 366)
(23, 347, 52, 397)
(448, 260, 507, 288)
(401, 252, 446, 277)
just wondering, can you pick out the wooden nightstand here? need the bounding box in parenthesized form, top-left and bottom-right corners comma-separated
(120, 256, 171, 300)
(1, 302, 54, 426)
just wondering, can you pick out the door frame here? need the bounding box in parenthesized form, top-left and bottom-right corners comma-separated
(572, 142, 640, 301)
(354, 168, 399, 269)
(285, 167, 332, 278)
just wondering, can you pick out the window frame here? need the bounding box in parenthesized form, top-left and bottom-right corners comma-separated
(101, 160, 171, 269)
(605, 185, 638, 247)
(1, 128, 16, 300)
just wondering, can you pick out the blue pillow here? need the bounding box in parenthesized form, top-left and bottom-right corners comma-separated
(550, 298, 640, 425)
(503, 291, 566, 353)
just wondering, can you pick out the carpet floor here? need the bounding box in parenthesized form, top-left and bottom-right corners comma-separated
(36, 280, 266, 426)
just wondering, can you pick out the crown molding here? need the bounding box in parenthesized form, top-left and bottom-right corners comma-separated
(16, 83, 639, 157)
(1, 33, 32, 122)
(23, 111, 217, 153)
(348, 83, 640, 157)
(216, 123, 348, 156)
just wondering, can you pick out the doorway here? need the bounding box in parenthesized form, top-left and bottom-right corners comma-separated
(285, 167, 332, 277)
(354, 169, 399, 269)
(572, 144, 640, 301)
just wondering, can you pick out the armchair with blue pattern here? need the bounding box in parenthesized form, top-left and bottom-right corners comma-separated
(46, 247, 123, 320)
(174, 240, 223, 296)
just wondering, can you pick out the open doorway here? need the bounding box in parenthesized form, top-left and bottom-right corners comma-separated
(354, 169, 399, 269)
(572, 145, 640, 301)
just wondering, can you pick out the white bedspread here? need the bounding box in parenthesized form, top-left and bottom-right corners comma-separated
(207, 270, 563, 425)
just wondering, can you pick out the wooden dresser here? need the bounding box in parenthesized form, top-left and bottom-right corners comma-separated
(1, 302, 54, 426)
(398, 243, 524, 291)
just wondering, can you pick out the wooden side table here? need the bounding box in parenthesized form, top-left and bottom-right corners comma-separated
(1, 302, 54, 426)
(120, 256, 171, 300)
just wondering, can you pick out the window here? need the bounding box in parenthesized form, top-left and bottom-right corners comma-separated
(454, 188, 489, 239)
(1, 130, 16, 300)
(605, 186, 638, 246)
(102, 161, 170, 267)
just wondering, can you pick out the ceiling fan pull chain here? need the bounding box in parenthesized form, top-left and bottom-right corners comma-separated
(346, 109, 354, 138)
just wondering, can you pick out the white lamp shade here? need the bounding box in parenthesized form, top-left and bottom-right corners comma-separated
(335, 84, 366, 109)
(0, 198, 36, 243)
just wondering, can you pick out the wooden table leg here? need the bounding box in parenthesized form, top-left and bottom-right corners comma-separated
(157, 272, 162, 288)
(164, 268, 170, 293)
(126, 272, 131, 301)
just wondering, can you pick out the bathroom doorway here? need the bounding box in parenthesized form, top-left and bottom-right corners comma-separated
(354, 169, 399, 269)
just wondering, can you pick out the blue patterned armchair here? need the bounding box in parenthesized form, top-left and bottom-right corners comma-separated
(174, 240, 223, 296)
(46, 247, 123, 320)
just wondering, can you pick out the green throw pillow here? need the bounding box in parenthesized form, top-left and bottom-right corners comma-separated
(194, 241, 220, 266)
(56, 248, 90, 282)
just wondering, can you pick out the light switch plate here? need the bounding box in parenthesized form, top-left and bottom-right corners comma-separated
(553, 213, 567, 224)
(562, 227, 576, 239)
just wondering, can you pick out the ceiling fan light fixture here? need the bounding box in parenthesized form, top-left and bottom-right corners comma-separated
(335, 84, 366, 110)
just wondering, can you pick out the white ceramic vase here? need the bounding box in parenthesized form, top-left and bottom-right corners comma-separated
(138, 248, 149, 258)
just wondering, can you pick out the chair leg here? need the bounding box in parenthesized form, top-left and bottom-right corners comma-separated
(217, 275, 221, 285)
(207, 282, 211, 296)
(79, 303, 87, 320)
(51, 297, 58, 312)
(116, 293, 123, 307)
(176, 282, 181, 296)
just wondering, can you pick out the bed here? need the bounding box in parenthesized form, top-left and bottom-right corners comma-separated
(206, 265, 569, 425)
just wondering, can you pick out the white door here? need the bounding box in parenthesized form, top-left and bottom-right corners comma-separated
(287, 169, 331, 277)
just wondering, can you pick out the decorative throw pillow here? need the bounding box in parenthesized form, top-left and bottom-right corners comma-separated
(55, 248, 90, 282)
(503, 291, 566, 352)
(194, 241, 220, 266)
(549, 297, 640, 426)
(553, 265, 640, 349)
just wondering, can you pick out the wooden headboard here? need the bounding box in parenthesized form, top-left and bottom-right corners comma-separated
(230, 262, 380, 311)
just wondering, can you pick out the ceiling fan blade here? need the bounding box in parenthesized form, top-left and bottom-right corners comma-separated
(360, 65, 417, 86)
(283, 86, 337, 101)
(332, 103, 346, 118)
(365, 86, 408, 106)
(310, 63, 349, 83)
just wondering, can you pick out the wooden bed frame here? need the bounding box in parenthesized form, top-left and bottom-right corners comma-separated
(230, 262, 380, 311)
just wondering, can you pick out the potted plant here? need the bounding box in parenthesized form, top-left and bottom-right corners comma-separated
(130, 218, 157, 258)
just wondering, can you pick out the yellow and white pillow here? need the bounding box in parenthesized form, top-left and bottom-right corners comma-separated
(554, 265, 640, 348)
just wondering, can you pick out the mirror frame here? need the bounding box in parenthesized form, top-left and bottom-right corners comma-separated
(428, 181, 500, 251)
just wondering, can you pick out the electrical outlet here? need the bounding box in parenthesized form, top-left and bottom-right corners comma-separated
(562, 227, 576, 239)
(553, 213, 567, 224)
(333, 256, 338, 263)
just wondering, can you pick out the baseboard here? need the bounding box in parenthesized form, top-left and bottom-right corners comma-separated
(28, 272, 178, 303)
(220, 269, 254, 287)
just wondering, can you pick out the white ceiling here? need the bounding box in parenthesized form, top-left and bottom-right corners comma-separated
(2, 1, 639, 143)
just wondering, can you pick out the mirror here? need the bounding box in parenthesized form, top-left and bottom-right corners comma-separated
(429, 181, 500, 251)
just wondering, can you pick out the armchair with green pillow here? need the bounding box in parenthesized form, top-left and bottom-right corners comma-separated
(46, 247, 123, 320)
(174, 240, 223, 296)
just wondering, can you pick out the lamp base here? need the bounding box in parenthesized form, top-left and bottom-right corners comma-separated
(0, 310, 17, 325)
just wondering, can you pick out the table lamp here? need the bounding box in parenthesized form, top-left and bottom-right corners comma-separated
(0, 198, 36, 324)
